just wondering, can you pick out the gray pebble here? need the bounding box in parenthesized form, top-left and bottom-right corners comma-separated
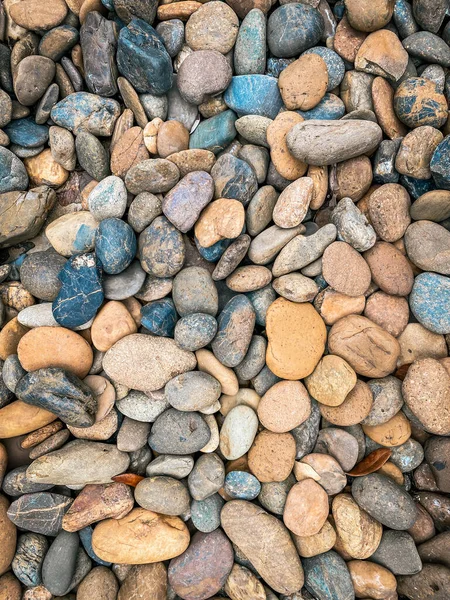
(174, 313, 218, 351)
(331, 197, 376, 252)
(116, 389, 169, 422)
(117, 417, 151, 452)
(42, 530, 79, 596)
(2, 354, 25, 393)
(370, 530, 422, 575)
(191, 493, 224, 533)
(187, 453, 225, 501)
(234, 335, 266, 381)
(134, 476, 190, 515)
(148, 408, 211, 454)
(146, 455, 194, 479)
(173, 266, 218, 316)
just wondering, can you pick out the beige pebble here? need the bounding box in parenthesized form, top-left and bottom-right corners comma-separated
(195, 199, 245, 248)
(257, 380, 311, 433)
(305, 354, 357, 407)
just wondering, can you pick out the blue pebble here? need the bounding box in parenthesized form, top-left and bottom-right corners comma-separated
(393, 0, 419, 38)
(191, 494, 224, 533)
(211, 154, 259, 206)
(393, 77, 448, 129)
(315, 274, 328, 291)
(268, 3, 324, 58)
(431, 135, 450, 190)
(101, 0, 114, 9)
(303, 47, 345, 90)
(333, 1, 345, 19)
(266, 57, 295, 78)
(211, 294, 255, 367)
(79, 526, 111, 566)
(304, 551, 355, 600)
(224, 471, 261, 500)
(51, 92, 120, 136)
(189, 110, 237, 155)
(156, 19, 184, 58)
(52, 253, 103, 328)
(247, 284, 276, 327)
(0, 147, 28, 193)
(399, 174, 435, 199)
(95, 218, 136, 275)
(195, 236, 231, 262)
(223, 75, 283, 120)
(297, 93, 345, 120)
(234, 8, 266, 75)
(141, 298, 177, 337)
(410, 272, 450, 334)
(4, 118, 49, 148)
(117, 18, 172, 95)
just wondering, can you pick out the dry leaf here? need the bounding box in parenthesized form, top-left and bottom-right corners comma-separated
(347, 448, 392, 477)
(112, 473, 145, 487)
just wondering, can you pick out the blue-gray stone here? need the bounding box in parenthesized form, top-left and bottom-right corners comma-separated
(2, 354, 26, 394)
(52, 253, 103, 328)
(189, 109, 237, 154)
(103, 260, 147, 300)
(7, 493, 73, 536)
(190, 494, 224, 533)
(117, 18, 172, 95)
(42, 530, 79, 597)
(211, 153, 258, 206)
(223, 75, 283, 120)
(12, 533, 48, 587)
(113, 0, 158, 25)
(148, 408, 211, 454)
(251, 364, 281, 396)
(51, 92, 120, 136)
(431, 135, 450, 190)
(389, 438, 424, 473)
(303, 47, 345, 90)
(393, 77, 448, 129)
(2, 466, 54, 497)
(266, 57, 295, 78)
(79, 526, 111, 566)
(268, 3, 324, 58)
(304, 551, 355, 600)
(298, 93, 345, 120)
(399, 174, 435, 199)
(4, 118, 48, 148)
(195, 236, 231, 262)
(174, 313, 217, 351)
(224, 471, 261, 500)
(247, 284, 276, 327)
(156, 19, 184, 58)
(16, 367, 97, 428)
(403, 32, 450, 68)
(162, 171, 214, 233)
(80, 11, 118, 97)
(211, 294, 255, 367)
(139, 216, 185, 277)
(95, 218, 136, 275)
(0, 147, 28, 193)
(234, 8, 266, 76)
(141, 298, 177, 337)
(410, 272, 450, 334)
(234, 334, 266, 381)
(373, 140, 400, 184)
(75, 130, 110, 181)
(394, 0, 419, 38)
(39, 26, 79, 62)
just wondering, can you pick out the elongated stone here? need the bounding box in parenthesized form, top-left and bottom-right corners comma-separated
(7, 492, 73, 536)
(12, 533, 48, 587)
(80, 11, 118, 96)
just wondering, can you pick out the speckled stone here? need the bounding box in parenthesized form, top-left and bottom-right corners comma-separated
(430, 135, 450, 190)
(268, 3, 324, 58)
(0, 147, 29, 193)
(394, 77, 448, 129)
(52, 253, 103, 328)
(88, 176, 127, 221)
(4, 119, 48, 148)
(177, 50, 232, 105)
(403, 31, 450, 68)
(224, 471, 261, 500)
(189, 109, 237, 154)
(2, 466, 54, 497)
(7, 492, 73, 536)
(162, 171, 214, 232)
(156, 19, 184, 58)
(224, 75, 283, 120)
(125, 158, 180, 195)
(212, 295, 255, 367)
(172, 266, 218, 316)
(139, 216, 185, 277)
(117, 18, 172, 95)
(95, 218, 136, 275)
(303, 551, 354, 600)
(174, 313, 217, 351)
(148, 408, 210, 454)
(212, 153, 258, 206)
(51, 92, 120, 136)
(191, 494, 224, 533)
(234, 8, 266, 75)
(141, 298, 177, 337)
(20, 249, 66, 301)
(12, 533, 48, 587)
(410, 272, 450, 334)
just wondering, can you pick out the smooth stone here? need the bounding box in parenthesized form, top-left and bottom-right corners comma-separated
(410, 190, 450, 222)
(141, 92, 168, 120)
(405, 221, 450, 274)
(297, 93, 346, 121)
(167, 74, 198, 131)
(26, 440, 129, 486)
(134, 475, 190, 515)
(92, 508, 189, 564)
(403, 31, 450, 67)
(35, 84, 59, 125)
(235, 115, 271, 148)
(165, 371, 220, 412)
(219, 405, 258, 460)
(12, 533, 48, 587)
(286, 119, 382, 166)
(212, 295, 255, 368)
(2, 355, 25, 393)
(80, 11, 118, 97)
(410, 273, 450, 334)
(162, 171, 214, 233)
(117, 18, 172, 95)
(221, 500, 304, 595)
(4, 119, 48, 148)
(394, 77, 448, 129)
(355, 29, 408, 82)
(224, 75, 283, 120)
(234, 8, 266, 75)
(0, 400, 57, 439)
(188, 453, 224, 501)
(88, 176, 127, 221)
(128, 192, 162, 232)
(0, 147, 29, 194)
(185, 1, 238, 53)
(117, 389, 169, 422)
(148, 408, 210, 454)
(14, 56, 55, 107)
(126, 158, 180, 194)
(42, 530, 79, 596)
(234, 334, 266, 380)
(39, 25, 79, 62)
(173, 267, 218, 317)
(7, 492, 73, 536)
(167, 149, 216, 177)
(156, 19, 184, 58)
(141, 298, 176, 337)
(174, 313, 217, 351)
(77, 566, 119, 600)
(211, 154, 258, 207)
(52, 253, 103, 329)
(139, 216, 185, 277)
(258, 474, 295, 516)
(146, 455, 193, 479)
(46, 212, 97, 257)
(9, 0, 67, 31)
(224, 471, 261, 500)
(362, 377, 403, 427)
(352, 473, 417, 530)
(75, 131, 109, 181)
(48, 126, 75, 171)
(103, 261, 147, 300)
(51, 92, 120, 136)
(20, 249, 66, 302)
(303, 551, 355, 600)
(425, 437, 450, 493)
(189, 110, 237, 154)
(178, 50, 232, 105)
(95, 219, 136, 276)
(303, 46, 345, 90)
(191, 494, 223, 533)
(268, 3, 324, 58)
(370, 530, 422, 575)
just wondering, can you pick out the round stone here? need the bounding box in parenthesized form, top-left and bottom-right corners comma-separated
(257, 380, 311, 433)
(322, 241, 371, 297)
(185, 2, 239, 53)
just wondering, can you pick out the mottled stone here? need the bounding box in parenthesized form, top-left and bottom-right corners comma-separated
(7, 492, 73, 536)
(162, 171, 214, 232)
(303, 551, 354, 600)
(0, 147, 29, 194)
(51, 92, 120, 136)
(139, 216, 185, 277)
(12, 533, 48, 587)
(148, 408, 210, 454)
(212, 295, 255, 367)
(75, 131, 109, 181)
(125, 158, 180, 195)
(234, 8, 266, 75)
(394, 77, 448, 129)
(268, 3, 324, 58)
(224, 75, 283, 120)
(189, 110, 237, 154)
(410, 273, 450, 334)
(80, 11, 118, 96)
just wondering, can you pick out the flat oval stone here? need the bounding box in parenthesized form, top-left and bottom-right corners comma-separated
(174, 313, 217, 351)
(117, 19, 172, 95)
(303, 551, 355, 600)
(103, 261, 147, 301)
(224, 471, 261, 500)
(168, 530, 234, 600)
(162, 171, 214, 233)
(42, 530, 79, 596)
(117, 389, 169, 423)
(103, 333, 196, 392)
(221, 500, 304, 595)
(75, 131, 109, 181)
(165, 371, 221, 412)
(178, 50, 232, 105)
(212, 295, 255, 367)
(14, 56, 55, 106)
(398, 563, 450, 600)
(410, 190, 450, 222)
(51, 92, 120, 136)
(92, 508, 189, 564)
(12, 533, 48, 587)
(212, 153, 258, 206)
(20, 249, 66, 302)
(134, 476, 190, 515)
(4, 119, 48, 148)
(268, 3, 324, 58)
(7, 492, 73, 536)
(287, 119, 383, 166)
(352, 473, 417, 530)
(126, 159, 180, 195)
(95, 218, 136, 275)
(410, 273, 450, 334)
(26, 440, 130, 486)
(405, 221, 450, 275)
(219, 405, 258, 460)
(224, 75, 283, 120)
(139, 216, 185, 277)
(189, 110, 237, 155)
(149, 409, 210, 454)
(403, 31, 450, 67)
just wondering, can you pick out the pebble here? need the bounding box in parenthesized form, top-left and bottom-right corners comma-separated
(224, 75, 283, 120)
(149, 408, 210, 454)
(234, 8, 266, 75)
(371, 530, 422, 575)
(51, 92, 120, 136)
(135, 476, 190, 515)
(7, 492, 73, 536)
(410, 273, 450, 334)
(42, 530, 79, 596)
(219, 405, 258, 460)
(268, 3, 323, 58)
(394, 77, 448, 129)
(162, 171, 214, 233)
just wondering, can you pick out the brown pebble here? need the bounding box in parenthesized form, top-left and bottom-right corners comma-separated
(267, 112, 307, 181)
(314, 287, 366, 326)
(322, 241, 371, 297)
(355, 29, 408, 82)
(364, 291, 409, 337)
(278, 54, 328, 111)
(156, 120, 190, 159)
(364, 242, 414, 297)
(368, 183, 411, 242)
(257, 380, 311, 433)
(110, 127, 149, 179)
(333, 16, 367, 63)
(363, 411, 411, 447)
(336, 156, 372, 201)
(320, 379, 373, 426)
(28, 429, 70, 460)
(372, 76, 408, 139)
(283, 479, 329, 537)
(248, 430, 296, 483)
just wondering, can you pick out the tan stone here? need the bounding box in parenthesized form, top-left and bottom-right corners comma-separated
(320, 379, 373, 426)
(110, 108, 134, 153)
(224, 563, 266, 600)
(220, 388, 260, 416)
(278, 54, 328, 111)
(0, 282, 35, 311)
(156, 120, 190, 158)
(17, 326, 93, 378)
(333, 16, 367, 63)
(92, 508, 190, 564)
(142, 118, 163, 155)
(226, 265, 272, 292)
(9, 0, 67, 30)
(84, 375, 116, 422)
(68, 409, 118, 441)
(0, 572, 21, 600)
(168, 149, 216, 177)
(302, 453, 347, 495)
(79, 0, 107, 23)
(196, 348, 239, 395)
(118, 563, 167, 600)
(332, 494, 382, 560)
(345, 0, 395, 32)
(322, 242, 371, 297)
(364, 242, 414, 297)
(257, 380, 311, 433)
(348, 560, 397, 600)
(21, 421, 64, 449)
(194, 199, 245, 248)
(368, 182, 411, 242)
(273, 177, 313, 228)
(248, 430, 296, 483)
(111, 126, 149, 178)
(395, 126, 443, 179)
(336, 156, 372, 201)
(46, 211, 98, 257)
(292, 520, 337, 558)
(305, 354, 357, 407)
(355, 29, 408, 82)
(77, 566, 119, 600)
(410, 190, 450, 222)
(185, 2, 239, 53)
(363, 411, 411, 447)
(266, 112, 307, 181)
(364, 291, 409, 338)
(378, 461, 404, 486)
(283, 480, 329, 537)
(0, 494, 16, 575)
(157, 1, 201, 20)
(0, 317, 28, 360)
(24, 149, 69, 187)
(266, 298, 326, 380)
(372, 76, 408, 139)
(308, 165, 328, 210)
(91, 301, 137, 352)
(328, 315, 400, 377)
(397, 323, 447, 367)
(315, 287, 365, 326)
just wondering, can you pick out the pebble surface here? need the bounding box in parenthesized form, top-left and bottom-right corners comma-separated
(0, 1, 450, 598)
